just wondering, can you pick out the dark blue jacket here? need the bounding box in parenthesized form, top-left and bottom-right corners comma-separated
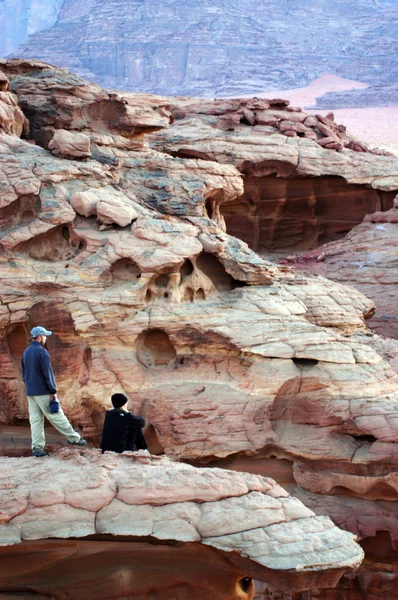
(100, 409, 147, 454)
(21, 341, 57, 396)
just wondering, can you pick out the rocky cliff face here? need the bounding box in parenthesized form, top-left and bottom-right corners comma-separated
(5, 0, 398, 97)
(1, 60, 398, 599)
(0, 0, 64, 56)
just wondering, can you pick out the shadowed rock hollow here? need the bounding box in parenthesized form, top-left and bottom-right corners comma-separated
(1, 60, 398, 599)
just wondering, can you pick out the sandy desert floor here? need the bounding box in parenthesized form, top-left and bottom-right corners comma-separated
(270, 75, 398, 155)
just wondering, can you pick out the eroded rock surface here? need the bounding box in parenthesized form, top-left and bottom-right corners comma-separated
(150, 96, 398, 254)
(0, 60, 397, 599)
(289, 196, 398, 345)
(0, 450, 363, 598)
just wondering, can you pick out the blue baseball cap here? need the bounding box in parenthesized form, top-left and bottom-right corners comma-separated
(30, 326, 52, 337)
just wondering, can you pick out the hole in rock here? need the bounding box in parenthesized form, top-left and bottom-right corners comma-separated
(13, 226, 86, 261)
(360, 531, 396, 561)
(196, 287, 206, 301)
(6, 324, 27, 364)
(183, 288, 194, 303)
(137, 329, 177, 368)
(180, 260, 194, 281)
(111, 258, 141, 283)
(220, 175, 397, 255)
(196, 253, 245, 292)
(351, 433, 377, 443)
(238, 577, 253, 594)
(144, 424, 165, 455)
(145, 289, 152, 303)
(239, 115, 252, 126)
(0, 195, 40, 230)
(156, 274, 170, 288)
(205, 198, 215, 219)
(292, 358, 319, 369)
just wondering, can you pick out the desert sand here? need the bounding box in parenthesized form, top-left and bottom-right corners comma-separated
(270, 75, 398, 155)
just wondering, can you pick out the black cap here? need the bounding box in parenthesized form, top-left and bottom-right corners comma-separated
(111, 393, 128, 408)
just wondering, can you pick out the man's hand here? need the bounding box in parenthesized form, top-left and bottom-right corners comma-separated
(50, 394, 58, 400)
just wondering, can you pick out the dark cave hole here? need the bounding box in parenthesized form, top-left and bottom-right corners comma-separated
(292, 358, 319, 369)
(205, 198, 215, 219)
(196, 253, 246, 292)
(239, 116, 252, 126)
(238, 577, 253, 593)
(180, 259, 194, 280)
(351, 433, 377, 443)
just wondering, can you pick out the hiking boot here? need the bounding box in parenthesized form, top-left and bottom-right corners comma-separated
(67, 438, 87, 447)
(32, 447, 49, 457)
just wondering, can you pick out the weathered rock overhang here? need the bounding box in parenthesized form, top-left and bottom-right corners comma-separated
(0, 450, 363, 598)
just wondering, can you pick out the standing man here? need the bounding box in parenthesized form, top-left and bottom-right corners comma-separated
(21, 325, 87, 457)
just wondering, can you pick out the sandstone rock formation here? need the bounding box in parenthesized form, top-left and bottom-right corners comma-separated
(0, 449, 363, 599)
(150, 95, 398, 255)
(286, 195, 398, 343)
(1, 60, 398, 598)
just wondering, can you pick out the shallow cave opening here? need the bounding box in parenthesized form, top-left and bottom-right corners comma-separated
(220, 174, 396, 255)
(156, 273, 170, 288)
(196, 253, 246, 292)
(111, 258, 141, 283)
(137, 329, 177, 368)
(13, 225, 86, 261)
(6, 324, 28, 364)
(180, 259, 194, 281)
(143, 424, 165, 455)
(0, 195, 40, 231)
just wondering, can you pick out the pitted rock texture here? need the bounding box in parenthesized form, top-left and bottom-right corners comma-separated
(0, 450, 363, 597)
(0, 61, 397, 599)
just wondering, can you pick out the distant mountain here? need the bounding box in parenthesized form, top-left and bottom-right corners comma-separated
(0, 0, 64, 56)
(3, 0, 398, 98)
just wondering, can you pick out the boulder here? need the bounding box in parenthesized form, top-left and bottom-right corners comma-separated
(48, 129, 91, 159)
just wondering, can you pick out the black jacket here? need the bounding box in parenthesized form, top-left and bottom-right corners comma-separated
(21, 341, 57, 396)
(100, 408, 147, 453)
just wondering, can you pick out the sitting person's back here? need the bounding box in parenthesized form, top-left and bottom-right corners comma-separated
(100, 393, 148, 454)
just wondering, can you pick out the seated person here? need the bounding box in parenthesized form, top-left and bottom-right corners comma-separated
(100, 393, 148, 454)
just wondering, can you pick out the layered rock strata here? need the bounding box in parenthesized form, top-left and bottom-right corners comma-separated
(288, 196, 398, 342)
(5, 0, 398, 96)
(0, 449, 363, 599)
(150, 96, 398, 254)
(0, 60, 397, 598)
